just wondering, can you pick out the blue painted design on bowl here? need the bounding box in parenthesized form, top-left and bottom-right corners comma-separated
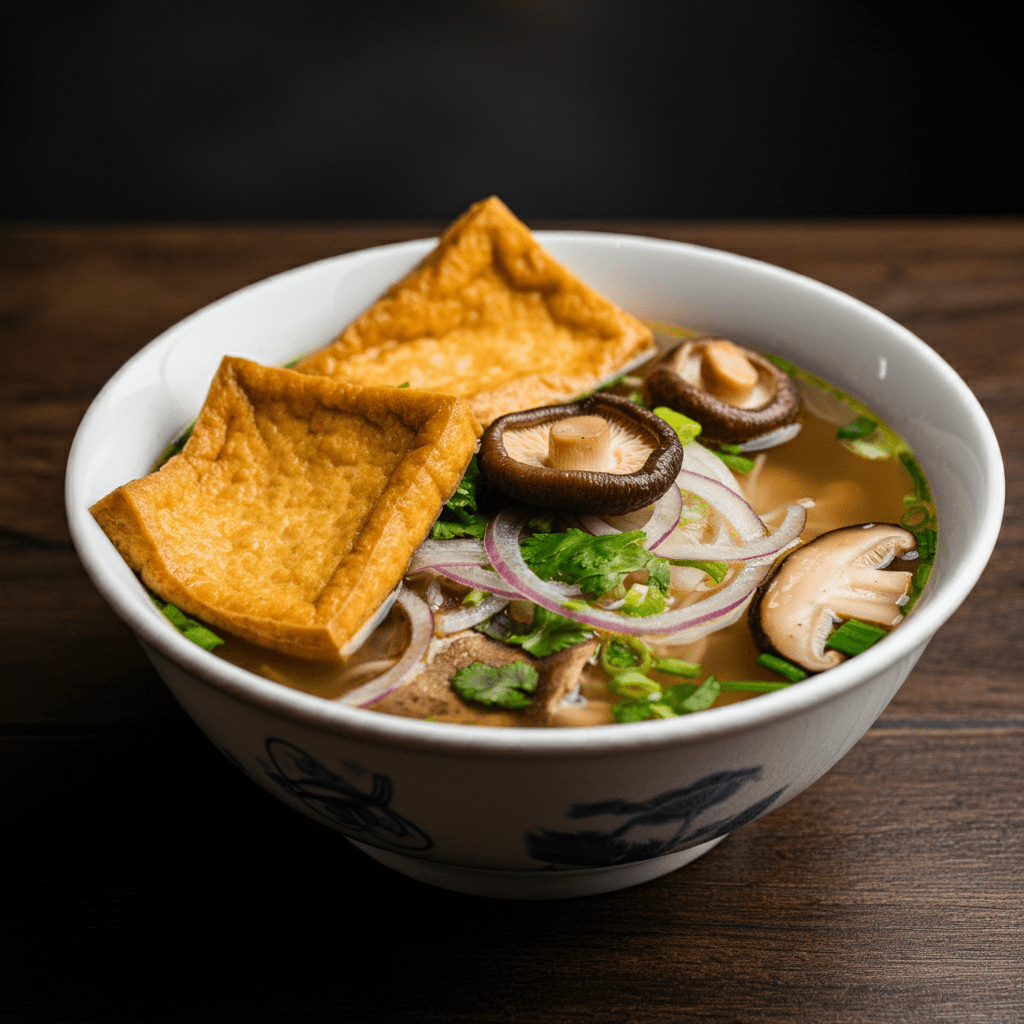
(259, 737, 433, 851)
(526, 767, 785, 867)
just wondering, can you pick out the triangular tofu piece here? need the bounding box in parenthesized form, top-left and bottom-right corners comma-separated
(296, 196, 655, 423)
(91, 357, 481, 661)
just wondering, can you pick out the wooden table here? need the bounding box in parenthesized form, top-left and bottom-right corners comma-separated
(2, 221, 1021, 1023)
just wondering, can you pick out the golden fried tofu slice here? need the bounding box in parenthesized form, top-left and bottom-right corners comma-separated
(295, 196, 655, 423)
(90, 356, 481, 661)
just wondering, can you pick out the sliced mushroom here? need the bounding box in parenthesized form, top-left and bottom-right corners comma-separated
(748, 523, 918, 673)
(367, 630, 598, 726)
(645, 339, 801, 446)
(477, 392, 683, 515)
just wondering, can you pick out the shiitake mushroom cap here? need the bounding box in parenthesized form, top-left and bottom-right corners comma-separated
(478, 392, 683, 515)
(747, 523, 917, 673)
(645, 340, 801, 445)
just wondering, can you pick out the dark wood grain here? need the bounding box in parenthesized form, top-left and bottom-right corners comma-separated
(1, 220, 1021, 1023)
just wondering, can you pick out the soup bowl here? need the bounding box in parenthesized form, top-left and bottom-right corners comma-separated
(66, 232, 1004, 899)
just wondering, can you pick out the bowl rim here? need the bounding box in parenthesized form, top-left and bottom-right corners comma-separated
(66, 230, 1006, 758)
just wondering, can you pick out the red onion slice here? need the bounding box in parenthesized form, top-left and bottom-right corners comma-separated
(653, 502, 806, 562)
(435, 592, 509, 635)
(674, 469, 767, 542)
(408, 537, 487, 574)
(338, 587, 434, 707)
(484, 507, 768, 638)
(578, 485, 684, 549)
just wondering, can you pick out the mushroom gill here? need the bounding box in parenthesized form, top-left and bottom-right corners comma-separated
(477, 392, 683, 515)
(748, 523, 918, 673)
(645, 339, 801, 446)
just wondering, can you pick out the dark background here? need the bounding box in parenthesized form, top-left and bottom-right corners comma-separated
(2, 0, 1021, 223)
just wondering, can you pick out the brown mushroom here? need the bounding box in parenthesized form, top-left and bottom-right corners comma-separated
(477, 392, 683, 515)
(748, 523, 918, 673)
(645, 339, 801, 446)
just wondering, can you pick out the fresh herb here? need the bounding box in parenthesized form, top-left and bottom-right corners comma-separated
(627, 391, 649, 407)
(763, 353, 800, 377)
(653, 406, 702, 446)
(461, 589, 487, 607)
(475, 605, 593, 657)
(450, 660, 539, 709)
(151, 596, 224, 651)
(398, 381, 411, 387)
(669, 558, 729, 585)
(826, 618, 888, 656)
(653, 656, 702, 678)
(520, 528, 672, 599)
(600, 634, 653, 673)
(619, 584, 667, 617)
(152, 423, 194, 472)
(599, 635, 700, 678)
(756, 652, 809, 682)
(718, 680, 791, 692)
(430, 456, 489, 540)
(709, 443, 755, 475)
(899, 451, 933, 504)
(837, 414, 879, 440)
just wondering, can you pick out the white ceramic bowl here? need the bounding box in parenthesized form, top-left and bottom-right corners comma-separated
(66, 233, 1005, 899)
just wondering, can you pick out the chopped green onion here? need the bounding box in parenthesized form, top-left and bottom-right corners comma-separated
(653, 406, 702, 446)
(606, 670, 663, 701)
(712, 449, 755, 474)
(600, 635, 654, 674)
(461, 589, 486, 607)
(837, 414, 878, 440)
(151, 595, 225, 651)
(718, 680, 792, 692)
(756, 653, 809, 682)
(826, 618, 888, 656)
(653, 656, 701, 678)
(676, 675, 721, 713)
(898, 450, 933, 503)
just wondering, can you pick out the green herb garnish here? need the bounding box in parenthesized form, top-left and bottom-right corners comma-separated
(756, 652, 809, 682)
(653, 406, 702, 446)
(429, 456, 489, 540)
(520, 528, 672, 599)
(151, 596, 224, 651)
(450, 660, 539, 709)
(151, 423, 194, 472)
(706, 443, 755, 475)
(476, 606, 592, 657)
(837, 414, 879, 440)
(826, 618, 888, 656)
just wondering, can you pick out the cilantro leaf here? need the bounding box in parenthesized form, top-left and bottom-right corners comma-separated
(520, 528, 672, 599)
(450, 661, 539, 709)
(475, 606, 592, 657)
(430, 456, 489, 539)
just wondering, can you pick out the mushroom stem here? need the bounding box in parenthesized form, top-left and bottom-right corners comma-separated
(546, 415, 613, 471)
(701, 340, 759, 403)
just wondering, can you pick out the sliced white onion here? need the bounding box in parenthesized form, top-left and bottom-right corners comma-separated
(675, 469, 767, 542)
(408, 537, 487, 574)
(737, 422, 803, 452)
(339, 586, 401, 657)
(434, 592, 509, 635)
(682, 442, 746, 492)
(577, 485, 683, 549)
(338, 588, 434, 707)
(653, 502, 806, 562)
(484, 507, 769, 638)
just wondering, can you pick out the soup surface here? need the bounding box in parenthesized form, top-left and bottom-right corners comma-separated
(212, 330, 935, 727)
